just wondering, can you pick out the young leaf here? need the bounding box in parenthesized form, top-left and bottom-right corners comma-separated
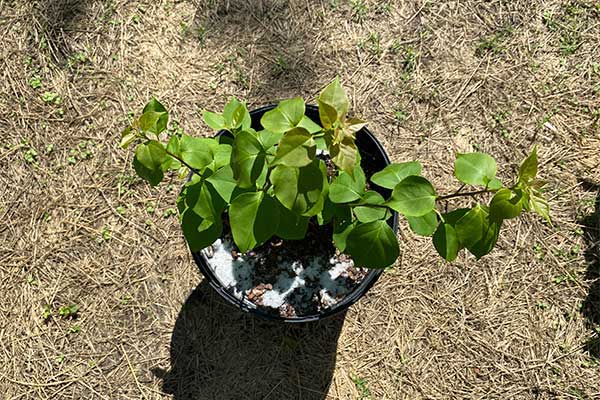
(454, 153, 497, 186)
(329, 164, 366, 203)
(530, 189, 551, 223)
(141, 98, 168, 134)
(297, 116, 322, 134)
(345, 220, 400, 268)
(231, 131, 266, 188)
(203, 111, 226, 131)
(387, 176, 436, 217)
(318, 77, 349, 122)
(223, 98, 251, 131)
(271, 160, 327, 216)
(229, 192, 280, 252)
(275, 202, 310, 240)
(143, 97, 167, 114)
(518, 146, 538, 184)
(370, 161, 422, 189)
(487, 177, 503, 190)
(120, 126, 137, 149)
(406, 210, 438, 236)
(432, 223, 460, 262)
(272, 127, 316, 167)
(346, 117, 367, 134)
(489, 188, 523, 221)
(179, 136, 217, 171)
(260, 97, 305, 133)
(330, 135, 358, 175)
(133, 141, 167, 186)
(318, 100, 338, 129)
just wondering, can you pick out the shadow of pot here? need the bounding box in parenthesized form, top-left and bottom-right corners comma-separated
(152, 281, 345, 399)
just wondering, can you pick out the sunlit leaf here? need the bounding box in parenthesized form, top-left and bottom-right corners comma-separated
(454, 153, 497, 186)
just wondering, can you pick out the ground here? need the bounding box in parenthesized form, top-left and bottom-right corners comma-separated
(1, 0, 599, 399)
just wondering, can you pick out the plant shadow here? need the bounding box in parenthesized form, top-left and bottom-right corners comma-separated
(580, 179, 600, 357)
(152, 280, 345, 400)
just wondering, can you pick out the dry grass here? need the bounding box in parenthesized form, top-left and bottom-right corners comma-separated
(1, 0, 599, 399)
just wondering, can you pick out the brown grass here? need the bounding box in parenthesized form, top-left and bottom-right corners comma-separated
(1, 0, 599, 399)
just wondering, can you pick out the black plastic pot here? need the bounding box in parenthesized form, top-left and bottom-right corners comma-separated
(190, 104, 398, 323)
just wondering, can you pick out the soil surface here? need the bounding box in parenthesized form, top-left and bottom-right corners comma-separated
(202, 214, 369, 318)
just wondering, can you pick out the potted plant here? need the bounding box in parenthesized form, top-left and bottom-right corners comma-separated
(120, 79, 550, 322)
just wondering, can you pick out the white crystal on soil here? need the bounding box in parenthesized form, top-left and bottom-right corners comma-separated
(206, 236, 357, 311)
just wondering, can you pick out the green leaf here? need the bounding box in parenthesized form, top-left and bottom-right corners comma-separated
(229, 192, 280, 252)
(432, 223, 460, 261)
(454, 205, 486, 249)
(143, 97, 167, 114)
(346, 117, 367, 134)
(257, 130, 284, 149)
(275, 202, 310, 240)
(133, 141, 167, 186)
(370, 161, 422, 189)
(140, 98, 168, 134)
(206, 165, 246, 203)
(454, 205, 501, 259)
(203, 111, 226, 131)
(345, 221, 399, 268)
(353, 191, 389, 223)
(330, 135, 359, 175)
(530, 189, 551, 223)
(454, 153, 497, 186)
(271, 160, 327, 216)
(223, 98, 251, 130)
(260, 97, 305, 133)
(273, 127, 316, 168)
(332, 205, 353, 251)
(162, 135, 181, 171)
(182, 179, 226, 220)
(318, 77, 349, 122)
(518, 146, 538, 184)
(387, 176, 436, 217)
(489, 188, 523, 221)
(487, 177, 503, 190)
(318, 100, 338, 129)
(329, 164, 366, 203)
(213, 143, 232, 169)
(179, 136, 217, 171)
(231, 131, 266, 188)
(406, 211, 438, 236)
(181, 209, 222, 251)
(298, 116, 322, 134)
(179, 180, 225, 251)
(120, 126, 137, 149)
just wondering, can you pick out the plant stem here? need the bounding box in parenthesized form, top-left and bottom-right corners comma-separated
(165, 149, 202, 177)
(436, 188, 498, 201)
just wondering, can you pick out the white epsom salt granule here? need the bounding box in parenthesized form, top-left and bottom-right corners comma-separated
(203, 236, 358, 312)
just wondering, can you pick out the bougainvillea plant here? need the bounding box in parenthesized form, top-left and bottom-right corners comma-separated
(120, 79, 550, 268)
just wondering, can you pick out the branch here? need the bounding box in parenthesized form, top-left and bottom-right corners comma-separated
(436, 188, 498, 201)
